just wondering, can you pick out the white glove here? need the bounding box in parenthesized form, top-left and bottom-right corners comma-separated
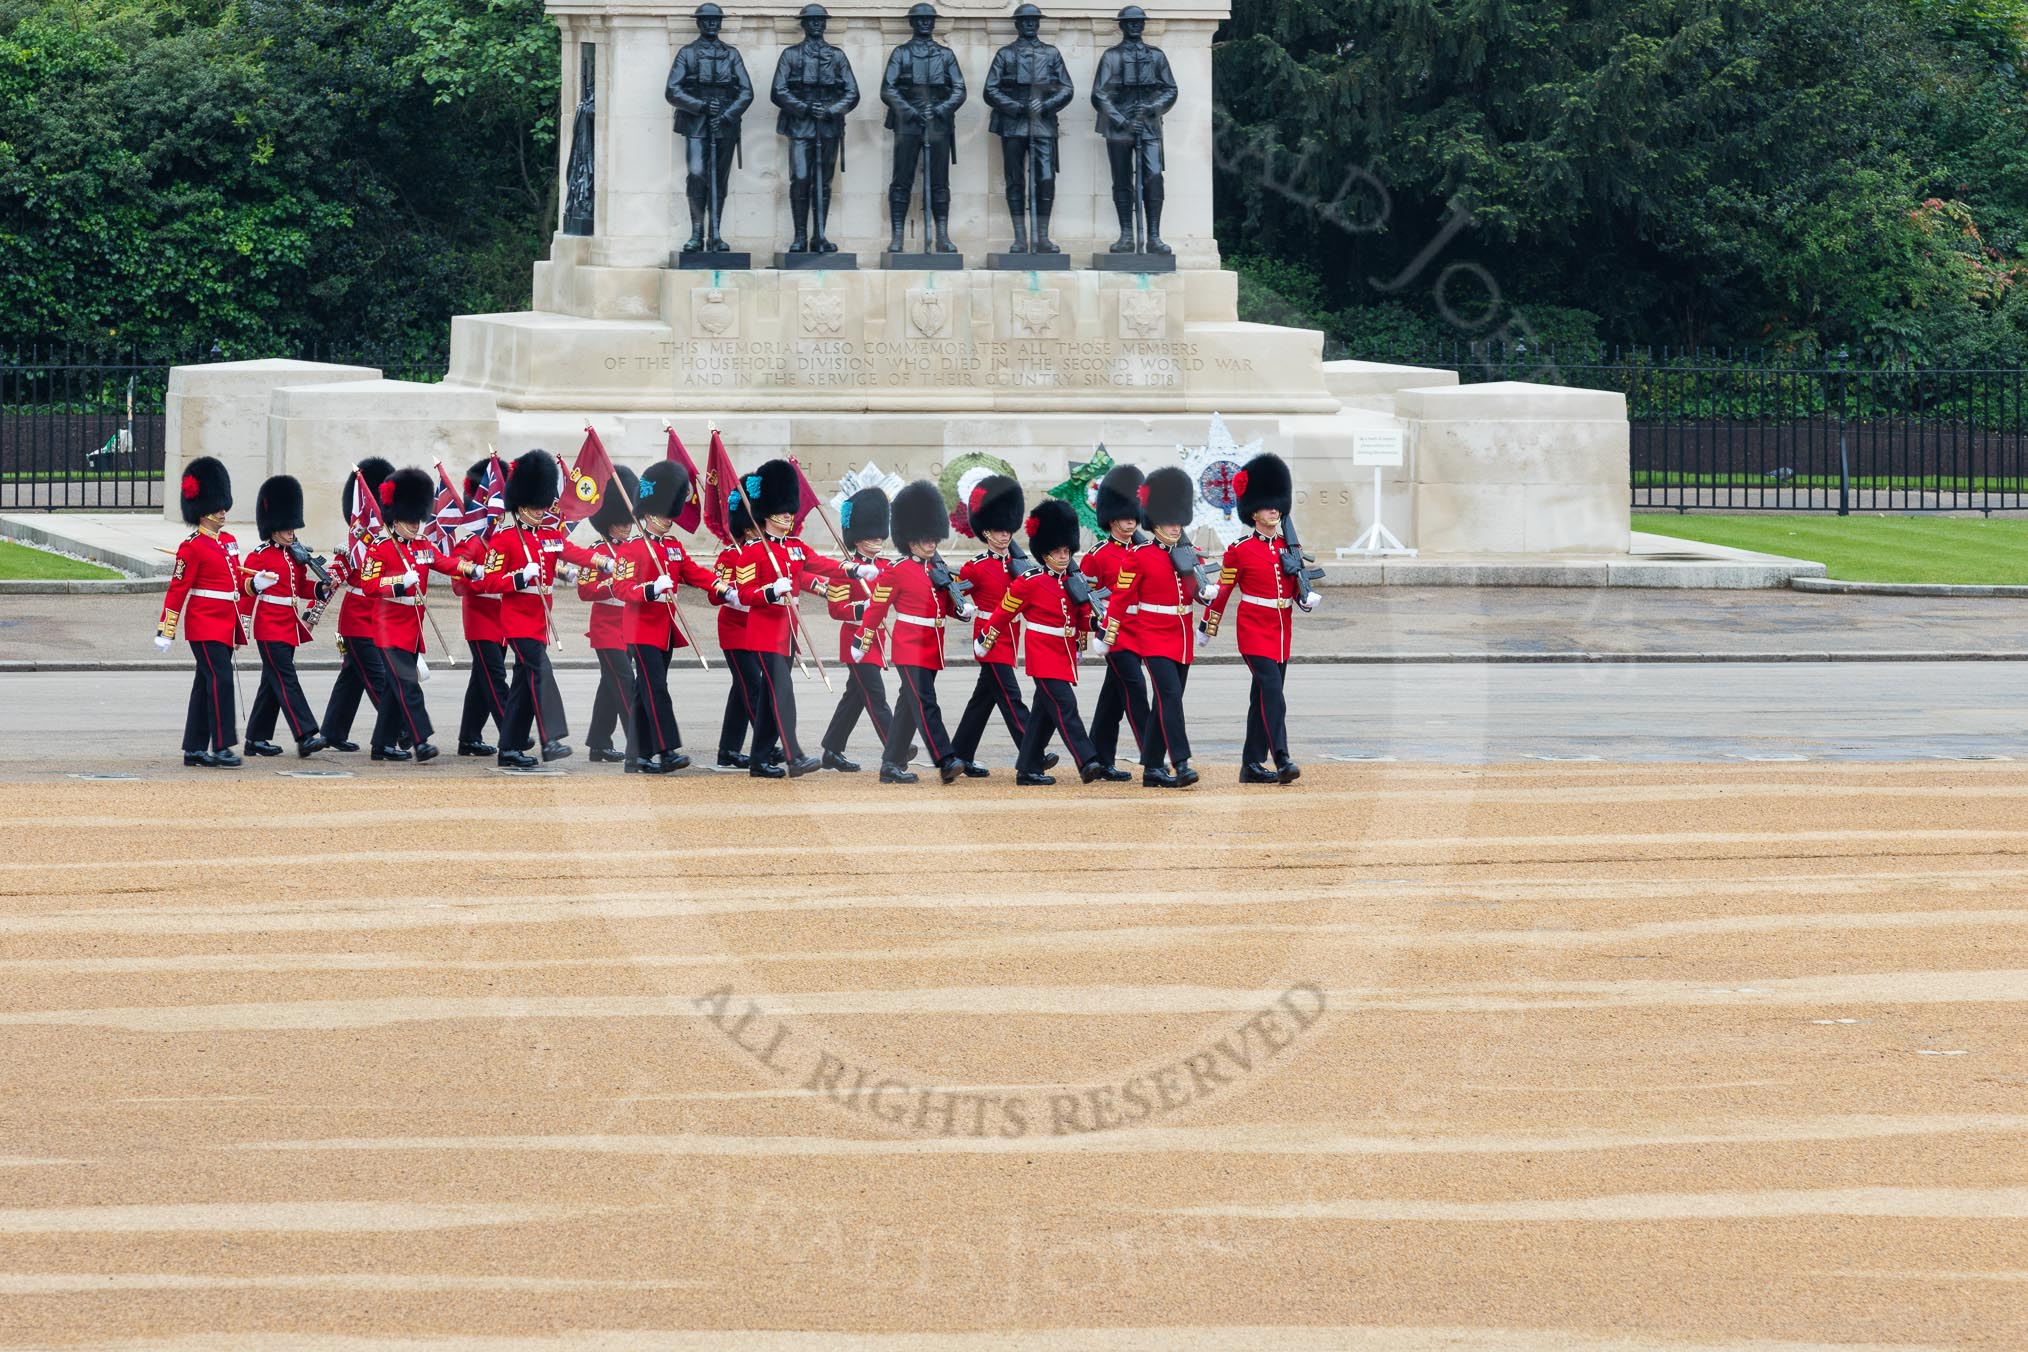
(766, 577, 794, 602)
(596, 555, 617, 574)
(416, 657, 432, 683)
(153, 634, 173, 653)
(516, 560, 541, 585)
(957, 600, 978, 621)
(1088, 635, 1109, 657)
(1196, 619, 1213, 641)
(972, 639, 988, 660)
(726, 590, 750, 612)
(854, 562, 880, 582)
(647, 576, 673, 600)
(1299, 591, 1320, 612)
(397, 570, 419, 590)
(1198, 583, 1219, 605)
(558, 563, 580, 584)
(849, 639, 868, 664)
(250, 572, 277, 593)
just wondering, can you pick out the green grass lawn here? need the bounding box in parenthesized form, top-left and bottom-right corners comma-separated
(1633, 513, 2028, 585)
(0, 538, 123, 580)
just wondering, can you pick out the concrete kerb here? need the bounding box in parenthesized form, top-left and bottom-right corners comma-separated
(1792, 577, 2028, 598)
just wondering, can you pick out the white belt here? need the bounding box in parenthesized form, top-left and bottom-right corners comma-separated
(1025, 622, 1070, 638)
(191, 588, 237, 602)
(255, 594, 298, 607)
(1138, 602, 1190, 616)
(594, 597, 626, 608)
(382, 595, 420, 607)
(468, 592, 500, 602)
(892, 611, 943, 628)
(1241, 592, 1292, 609)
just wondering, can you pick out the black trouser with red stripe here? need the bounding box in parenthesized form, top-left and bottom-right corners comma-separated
(885, 663, 953, 768)
(501, 636, 568, 751)
(822, 662, 892, 755)
(951, 661, 1030, 763)
(1089, 648, 1150, 768)
(246, 640, 318, 745)
(1242, 655, 1292, 767)
(721, 648, 757, 757)
(590, 646, 639, 757)
(322, 635, 388, 743)
(1016, 677, 1096, 776)
(459, 639, 509, 745)
(1139, 655, 1192, 768)
(630, 644, 685, 759)
(748, 649, 803, 762)
(372, 645, 434, 750)
(181, 639, 239, 754)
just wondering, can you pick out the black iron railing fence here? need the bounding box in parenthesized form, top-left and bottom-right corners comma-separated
(3, 341, 2024, 514)
(0, 343, 448, 511)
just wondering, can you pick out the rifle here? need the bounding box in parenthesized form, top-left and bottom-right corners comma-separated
(926, 550, 972, 615)
(1006, 538, 1041, 579)
(285, 541, 332, 590)
(1279, 517, 1325, 597)
(1167, 537, 1218, 598)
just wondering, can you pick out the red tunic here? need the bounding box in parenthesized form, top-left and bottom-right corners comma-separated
(614, 531, 720, 649)
(239, 542, 320, 646)
(358, 534, 458, 655)
(827, 551, 890, 666)
(713, 542, 754, 652)
(1202, 531, 1297, 662)
(1078, 536, 1141, 655)
(958, 551, 1021, 667)
(452, 532, 504, 645)
(470, 523, 599, 643)
(579, 538, 630, 651)
(734, 532, 847, 657)
(1103, 541, 1196, 664)
(159, 529, 247, 647)
(982, 567, 1090, 684)
(857, 556, 958, 670)
(333, 529, 384, 642)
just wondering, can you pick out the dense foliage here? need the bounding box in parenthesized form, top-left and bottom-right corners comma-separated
(0, 0, 556, 353)
(3, 0, 2026, 363)
(1217, 0, 2028, 364)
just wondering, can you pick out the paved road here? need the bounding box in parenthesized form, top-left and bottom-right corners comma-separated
(4, 587, 2028, 665)
(3, 662, 2019, 777)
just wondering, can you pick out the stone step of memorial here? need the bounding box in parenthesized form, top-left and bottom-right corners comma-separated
(986, 252, 1073, 271)
(1090, 252, 1178, 273)
(881, 251, 966, 271)
(776, 251, 860, 271)
(670, 250, 753, 271)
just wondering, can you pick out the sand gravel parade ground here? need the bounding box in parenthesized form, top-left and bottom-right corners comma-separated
(0, 758, 2022, 1350)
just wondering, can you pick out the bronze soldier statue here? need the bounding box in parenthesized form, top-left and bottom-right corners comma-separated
(770, 3, 858, 255)
(984, 3, 1074, 254)
(665, 2, 754, 255)
(879, 2, 967, 255)
(1091, 4, 1177, 254)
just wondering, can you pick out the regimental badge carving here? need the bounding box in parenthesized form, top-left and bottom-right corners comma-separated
(1010, 290, 1061, 339)
(800, 289, 844, 337)
(1118, 289, 1167, 340)
(906, 287, 950, 339)
(693, 286, 738, 338)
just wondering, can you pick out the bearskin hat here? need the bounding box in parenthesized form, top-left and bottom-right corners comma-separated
(965, 474, 1024, 537)
(635, 461, 690, 522)
(746, 458, 802, 521)
(464, 459, 489, 501)
(177, 455, 232, 525)
(1234, 452, 1292, 524)
(381, 467, 435, 526)
(725, 476, 757, 539)
(254, 474, 304, 540)
(890, 479, 950, 548)
(503, 449, 561, 514)
(1024, 497, 1080, 558)
(586, 464, 640, 536)
(840, 486, 890, 546)
(341, 457, 395, 523)
(1142, 465, 1195, 529)
(1094, 463, 1145, 529)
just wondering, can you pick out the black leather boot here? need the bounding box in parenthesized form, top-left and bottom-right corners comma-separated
(458, 740, 495, 757)
(1110, 193, 1136, 252)
(879, 761, 918, 784)
(297, 733, 330, 758)
(497, 749, 536, 769)
(1240, 762, 1279, 784)
(822, 750, 861, 773)
(540, 740, 573, 763)
(244, 740, 283, 757)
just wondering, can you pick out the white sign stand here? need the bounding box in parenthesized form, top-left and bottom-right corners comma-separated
(1340, 430, 1416, 557)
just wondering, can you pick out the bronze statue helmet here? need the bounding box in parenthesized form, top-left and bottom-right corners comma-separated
(694, 1, 724, 15)
(797, 2, 827, 15)
(1012, 2, 1044, 15)
(1116, 3, 1147, 17)
(905, 2, 937, 17)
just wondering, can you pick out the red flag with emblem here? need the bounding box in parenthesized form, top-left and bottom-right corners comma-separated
(665, 427, 703, 533)
(701, 430, 738, 546)
(788, 455, 824, 536)
(557, 428, 615, 523)
(348, 469, 387, 571)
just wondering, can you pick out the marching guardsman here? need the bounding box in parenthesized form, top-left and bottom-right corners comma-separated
(819, 486, 897, 771)
(950, 474, 1044, 778)
(1200, 452, 1317, 784)
(155, 455, 247, 767)
(238, 474, 331, 759)
(358, 468, 470, 763)
(581, 465, 642, 767)
(733, 458, 862, 779)
(1101, 465, 1211, 787)
(614, 460, 723, 774)
(854, 479, 974, 785)
(711, 483, 762, 770)
(453, 460, 508, 757)
(1077, 463, 1147, 782)
(974, 498, 1105, 785)
(471, 450, 613, 769)
(321, 456, 396, 751)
